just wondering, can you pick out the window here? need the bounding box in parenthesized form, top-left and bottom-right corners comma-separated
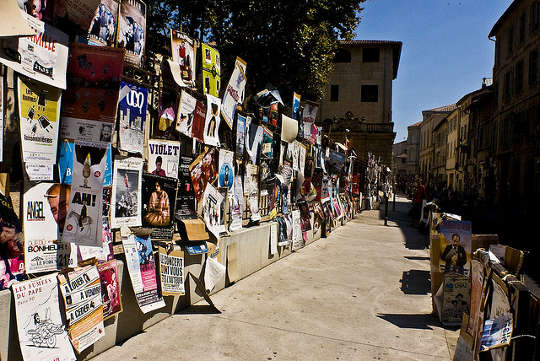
(362, 48, 380, 63)
(520, 13, 527, 44)
(361, 85, 378, 102)
(529, 49, 538, 86)
(516, 60, 524, 94)
(330, 85, 339, 102)
(334, 48, 351, 63)
(507, 26, 514, 57)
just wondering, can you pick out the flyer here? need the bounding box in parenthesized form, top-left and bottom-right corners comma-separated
(221, 57, 247, 129)
(62, 144, 107, 246)
(158, 246, 185, 296)
(118, 81, 148, 154)
(176, 90, 196, 137)
(97, 259, 122, 320)
(202, 183, 225, 238)
(0, 193, 26, 290)
(17, 76, 62, 169)
(302, 101, 318, 141)
(292, 92, 301, 120)
(117, 0, 146, 66)
(291, 210, 303, 251)
(147, 139, 180, 178)
(218, 149, 234, 190)
(204, 94, 221, 146)
(154, 89, 178, 138)
(201, 42, 220, 97)
(229, 175, 244, 232)
(298, 200, 312, 232)
(170, 30, 196, 88)
(111, 157, 143, 228)
(236, 114, 247, 155)
(244, 164, 260, 222)
(13, 273, 76, 361)
(438, 273, 470, 326)
(24, 183, 77, 273)
(261, 126, 273, 159)
(87, 0, 119, 46)
(142, 173, 177, 228)
(439, 220, 472, 276)
(58, 265, 105, 353)
(122, 234, 166, 313)
(176, 155, 196, 219)
(245, 117, 263, 164)
(189, 148, 217, 201)
(59, 142, 112, 186)
(0, 13, 69, 89)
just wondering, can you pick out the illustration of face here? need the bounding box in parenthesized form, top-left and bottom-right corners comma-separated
(46, 184, 71, 230)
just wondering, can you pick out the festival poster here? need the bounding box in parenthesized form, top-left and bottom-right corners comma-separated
(292, 92, 301, 120)
(0, 13, 69, 89)
(58, 265, 105, 352)
(261, 126, 273, 159)
(236, 114, 246, 156)
(61, 44, 124, 146)
(111, 157, 143, 228)
(117, 0, 146, 66)
(118, 81, 148, 154)
(17, 76, 61, 170)
(202, 183, 225, 238)
(229, 175, 244, 232)
(218, 149, 234, 190)
(244, 164, 260, 222)
(24, 183, 77, 273)
(298, 200, 312, 232)
(13, 273, 77, 361)
(142, 173, 177, 229)
(0, 192, 26, 290)
(147, 139, 180, 178)
(438, 273, 470, 326)
(122, 234, 166, 313)
(189, 147, 217, 201)
(204, 94, 221, 146)
(62, 144, 107, 246)
(245, 116, 263, 164)
(176, 90, 196, 137)
(170, 30, 196, 87)
(176, 155, 196, 219)
(302, 101, 318, 141)
(190, 99, 206, 143)
(86, 0, 119, 46)
(439, 220, 472, 276)
(153, 89, 178, 138)
(221, 57, 247, 129)
(158, 246, 185, 296)
(201, 42, 220, 97)
(59, 142, 112, 186)
(97, 260, 122, 320)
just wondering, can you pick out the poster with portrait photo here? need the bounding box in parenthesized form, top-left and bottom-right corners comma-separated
(176, 90, 196, 137)
(202, 183, 225, 239)
(87, 0, 119, 46)
(153, 89, 178, 138)
(189, 148, 217, 201)
(62, 144, 107, 246)
(170, 30, 196, 88)
(201, 43, 220, 97)
(221, 57, 247, 129)
(439, 220, 472, 276)
(147, 139, 180, 178)
(176, 155, 196, 219)
(24, 183, 77, 274)
(118, 81, 148, 154)
(98, 259, 122, 320)
(0, 192, 26, 290)
(204, 94, 221, 146)
(142, 173, 177, 230)
(218, 149, 234, 190)
(244, 164, 260, 222)
(111, 157, 143, 228)
(117, 0, 146, 66)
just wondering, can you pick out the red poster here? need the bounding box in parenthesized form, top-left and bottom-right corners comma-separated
(191, 100, 206, 143)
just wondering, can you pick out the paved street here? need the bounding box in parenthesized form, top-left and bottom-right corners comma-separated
(93, 197, 454, 361)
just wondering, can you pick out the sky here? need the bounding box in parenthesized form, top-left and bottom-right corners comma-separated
(354, 0, 514, 143)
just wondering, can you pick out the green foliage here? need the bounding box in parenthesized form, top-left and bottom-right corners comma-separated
(145, 0, 365, 101)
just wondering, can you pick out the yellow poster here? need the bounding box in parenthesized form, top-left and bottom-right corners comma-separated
(201, 43, 220, 97)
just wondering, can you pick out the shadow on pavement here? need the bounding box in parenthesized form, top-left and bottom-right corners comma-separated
(376, 313, 440, 330)
(400, 270, 431, 295)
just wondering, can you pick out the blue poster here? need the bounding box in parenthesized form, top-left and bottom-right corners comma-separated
(118, 81, 148, 154)
(59, 142, 112, 186)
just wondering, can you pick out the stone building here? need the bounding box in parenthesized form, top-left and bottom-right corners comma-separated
(319, 40, 402, 166)
(445, 108, 460, 190)
(432, 116, 449, 185)
(392, 121, 421, 179)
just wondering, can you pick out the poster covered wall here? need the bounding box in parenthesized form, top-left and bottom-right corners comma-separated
(117, 0, 146, 66)
(147, 139, 180, 178)
(118, 81, 148, 154)
(201, 43, 220, 97)
(111, 157, 143, 228)
(221, 57, 247, 129)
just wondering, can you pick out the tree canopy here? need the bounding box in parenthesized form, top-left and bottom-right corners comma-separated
(145, 0, 365, 102)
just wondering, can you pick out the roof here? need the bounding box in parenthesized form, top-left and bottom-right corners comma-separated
(339, 40, 403, 79)
(423, 104, 457, 113)
(408, 121, 422, 127)
(489, 0, 520, 37)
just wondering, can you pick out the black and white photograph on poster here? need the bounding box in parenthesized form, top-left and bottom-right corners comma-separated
(244, 164, 260, 222)
(24, 183, 77, 273)
(117, 0, 146, 66)
(147, 139, 180, 178)
(176, 90, 196, 137)
(118, 81, 148, 154)
(62, 144, 108, 246)
(202, 183, 225, 238)
(245, 116, 263, 164)
(204, 94, 221, 147)
(111, 157, 143, 228)
(142, 173, 177, 229)
(229, 175, 244, 232)
(176, 155, 196, 219)
(218, 149, 234, 190)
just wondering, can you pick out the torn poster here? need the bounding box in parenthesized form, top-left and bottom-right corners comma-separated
(229, 175, 244, 232)
(142, 173, 177, 229)
(98, 259, 122, 320)
(118, 81, 148, 154)
(87, 0, 119, 46)
(111, 157, 143, 228)
(158, 246, 185, 296)
(218, 149, 234, 190)
(122, 234, 166, 313)
(24, 183, 77, 273)
(13, 273, 76, 361)
(58, 265, 105, 353)
(0, 192, 25, 290)
(202, 183, 225, 238)
(117, 0, 146, 66)
(201, 42, 220, 97)
(221, 57, 247, 129)
(204, 94, 221, 146)
(0, 13, 69, 89)
(17, 76, 61, 173)
(176, 90, 196, 137)
(147, 139, 180, 178)
(236, 113, 247, 155)
(170, 30, 196, 88)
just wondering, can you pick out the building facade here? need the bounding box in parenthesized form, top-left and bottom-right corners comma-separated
(446, 108, 459, 190)
(319, 40, 402, 165)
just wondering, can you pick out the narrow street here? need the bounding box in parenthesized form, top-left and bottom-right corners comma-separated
(92, 197, 455, 361)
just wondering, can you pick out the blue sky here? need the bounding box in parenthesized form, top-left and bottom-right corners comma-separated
(354, 0, 514, 142)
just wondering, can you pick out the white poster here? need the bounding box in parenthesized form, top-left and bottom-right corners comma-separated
(221, 57, 247, 129)
(0, 14, 69, 89)
(62, 144, 107, 246)
(229, 175, 243, 232)
(245, 116, 263, 164)
(111, 157, 143, 228)
(176, 90, 196, 137)
(24, 183, 77, 273)
(170, 30, 196, 88)
(204, 94, 221, 147)
(218, 149, 234, 190)
(158, 247, 185, 296)
(291, 210, 303, 251)
(12, 273, 77, 361)
(202, 183, 225, 238)
(204, 256, 225, 293)
(147, 139, 180, 178)
(244, 164, 260, 222)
